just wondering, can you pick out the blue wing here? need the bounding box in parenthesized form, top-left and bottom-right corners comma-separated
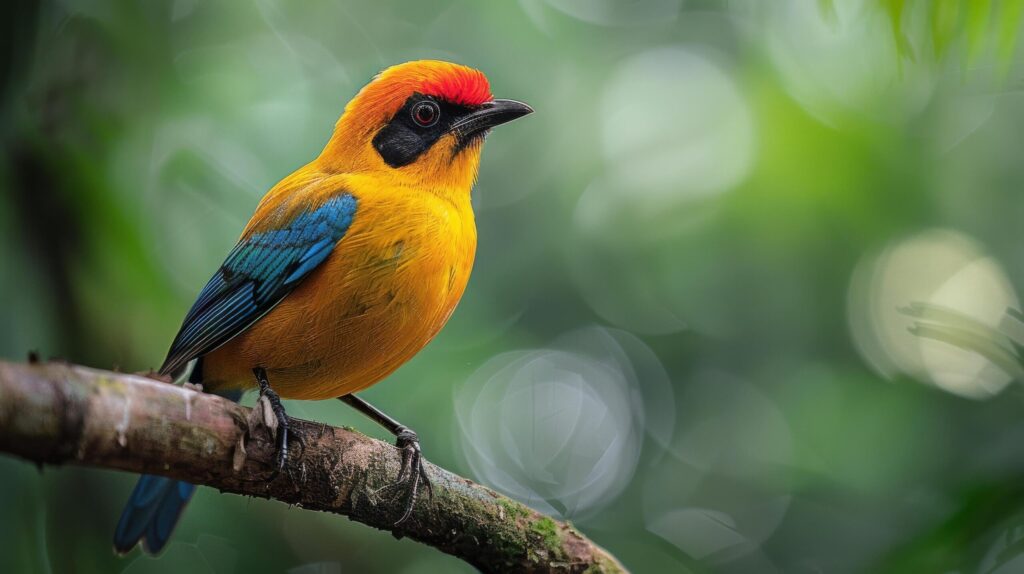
(159, 193, 358, 375)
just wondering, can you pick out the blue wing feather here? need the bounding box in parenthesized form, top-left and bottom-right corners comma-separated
(159, 193, 358, 375)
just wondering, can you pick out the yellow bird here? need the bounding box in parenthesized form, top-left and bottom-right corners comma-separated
(113, 60, 532, 554)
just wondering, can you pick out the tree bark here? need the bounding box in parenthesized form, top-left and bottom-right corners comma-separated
(0, 359, 626, 573)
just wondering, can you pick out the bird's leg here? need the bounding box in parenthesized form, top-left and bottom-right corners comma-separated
(252, 367, 293, 473)
(338, 394, 432, 525)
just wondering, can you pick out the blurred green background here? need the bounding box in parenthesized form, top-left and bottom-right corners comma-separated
(3, 1, 1024, 572)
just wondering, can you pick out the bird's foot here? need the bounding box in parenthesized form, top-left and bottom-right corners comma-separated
(335, 394, 433, 525)
(388, 426, 432, 526)
(248, 368, 305, 481)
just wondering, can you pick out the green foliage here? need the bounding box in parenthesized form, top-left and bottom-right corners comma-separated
(867, 0, 1023, 78)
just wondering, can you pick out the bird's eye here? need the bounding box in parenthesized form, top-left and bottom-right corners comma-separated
(411, 101, 440, 127)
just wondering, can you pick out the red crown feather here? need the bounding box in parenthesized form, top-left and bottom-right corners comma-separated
(419, 67, 492, 107)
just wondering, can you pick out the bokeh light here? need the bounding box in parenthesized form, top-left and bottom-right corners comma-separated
(669, 372, 793, 478)
(600, 47, 755, 202)
(848, 229, 1020, 399)
(570, 46, 755, 335)
(640, 373, 793, 566)
(456, 349, 640, 518)
(454, 326, 670, 519)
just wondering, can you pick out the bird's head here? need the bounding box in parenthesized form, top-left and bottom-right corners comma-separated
(318, 60, 532, 195)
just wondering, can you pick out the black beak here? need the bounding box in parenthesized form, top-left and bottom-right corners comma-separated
(450, 99, 533, 143)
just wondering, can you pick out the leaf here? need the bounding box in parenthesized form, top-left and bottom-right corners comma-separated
(818, 0, 838, 29)
(883, 0, 916, 63)
(965, 0, 993, 71)
(903, 302, 1024, 354)
(900, 302, 1024, 380)
(930, 0, 962, 58)
(909, 322, 1024, 380)
(996, 0, 1024, 79)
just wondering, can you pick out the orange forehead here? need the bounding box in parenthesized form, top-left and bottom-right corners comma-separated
(345, 60, 492, 126)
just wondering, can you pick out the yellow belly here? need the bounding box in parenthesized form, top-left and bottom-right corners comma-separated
(201, 184, 476, 400)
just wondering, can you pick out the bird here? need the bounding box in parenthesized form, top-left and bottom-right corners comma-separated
(112, 60, 532, 555)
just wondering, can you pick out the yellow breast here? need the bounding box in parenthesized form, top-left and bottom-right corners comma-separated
(202, 172, 477, 400)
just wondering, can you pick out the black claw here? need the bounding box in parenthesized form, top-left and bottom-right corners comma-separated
(292, 430, 308, 460)
(253, 367, 302, 481)
(282, 428, 308, 485)
(336, 395, 435, 525)
(271, 402, 289, 470)
(420, 463, 433, 501)
(392, 427, 431, 526)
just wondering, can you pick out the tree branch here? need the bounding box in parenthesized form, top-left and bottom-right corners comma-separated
(0, 360, 626, 573)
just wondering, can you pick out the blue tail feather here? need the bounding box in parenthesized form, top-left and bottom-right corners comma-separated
(145, 480, 196, 553)
(113, 360, 241, 555)
(113, 476, 195, 554)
